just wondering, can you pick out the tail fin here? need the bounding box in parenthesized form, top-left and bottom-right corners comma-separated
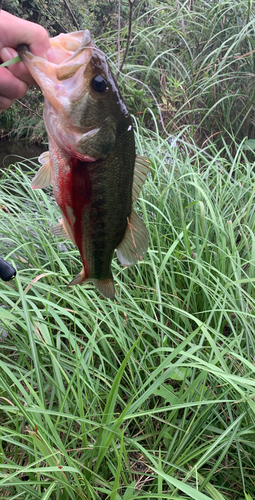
(93, 276, 115, 301)
(68, 269, 115, 301)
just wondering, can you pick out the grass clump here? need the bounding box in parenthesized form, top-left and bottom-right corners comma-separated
(115, 0, 255, 147)
(0, 125, 255, 498)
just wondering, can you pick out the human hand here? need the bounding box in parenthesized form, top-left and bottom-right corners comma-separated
(0, 10, 54, 110)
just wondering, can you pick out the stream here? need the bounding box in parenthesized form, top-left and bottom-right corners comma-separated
(0, 140, 45, 170)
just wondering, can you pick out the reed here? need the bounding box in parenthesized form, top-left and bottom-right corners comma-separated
(0, 123, 254, 498)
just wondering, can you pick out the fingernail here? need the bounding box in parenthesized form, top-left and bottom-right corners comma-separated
(0, 48, 14, 61)
(46, 47, 56, 63)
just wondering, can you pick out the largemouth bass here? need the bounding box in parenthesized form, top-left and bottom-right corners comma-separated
(19, 31, 149, 300)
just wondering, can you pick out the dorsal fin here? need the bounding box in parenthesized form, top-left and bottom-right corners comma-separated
(116, 208, 149, 266)
(132, 155, 150, 202)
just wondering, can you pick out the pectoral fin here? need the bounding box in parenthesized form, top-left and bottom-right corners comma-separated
(38, 151, 50, 164)
(31, 151, 52, 189)
(117, 209, 149, 266)
(132, 155, 150, 202)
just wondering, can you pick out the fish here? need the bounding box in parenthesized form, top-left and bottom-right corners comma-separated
(19, 31, 149, 300)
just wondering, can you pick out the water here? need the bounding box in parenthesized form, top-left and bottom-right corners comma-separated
(0, 140, 45, 169)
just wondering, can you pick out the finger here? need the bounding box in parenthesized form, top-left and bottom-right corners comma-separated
(0, 66, 29, 100)
(0, 11, 52, 59)
(0, 95, 15, 110)
(0, 47, 35, 85)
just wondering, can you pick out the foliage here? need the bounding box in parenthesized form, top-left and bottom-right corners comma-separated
(2, 0, 132, 37)
(0, 87, 46, 143)
(0, 124, 255, 498)
(116, 0, 255, 147)
(1, 0, 255, 149)
(1, 1, 255, 496)
(0, 0, 136, 141)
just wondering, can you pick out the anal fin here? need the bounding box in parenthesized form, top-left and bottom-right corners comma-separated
(50, 218, 72, 240)
(68, 267, 86, 286)
(117, 208, 149, 266)
(50, 217, 76, 244)
(32, 151, 52, 189)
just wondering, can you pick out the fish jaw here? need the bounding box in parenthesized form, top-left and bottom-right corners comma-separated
(18, 32, 94, 109)
(49, 31, 88, 63)
(19, 43, 100, 160)
(19, 31, 128, 161)
(18, 45, 66, 110)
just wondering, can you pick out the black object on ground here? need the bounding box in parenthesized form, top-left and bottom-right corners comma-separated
(0, 258, 16, 281)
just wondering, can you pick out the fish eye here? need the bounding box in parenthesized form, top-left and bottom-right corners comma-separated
(91, 75, 108, 93)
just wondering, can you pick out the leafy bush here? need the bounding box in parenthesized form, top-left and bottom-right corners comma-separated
(2, 0, 255, 149)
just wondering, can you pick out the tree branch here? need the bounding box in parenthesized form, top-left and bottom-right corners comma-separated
(116, 0, 134, 79)
(62, 0, 80, 31)
(117, 0, 121, 73)
(17, 100, 43, 120)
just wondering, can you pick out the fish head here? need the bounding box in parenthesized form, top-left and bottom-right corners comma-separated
(19, 31, 131, 161)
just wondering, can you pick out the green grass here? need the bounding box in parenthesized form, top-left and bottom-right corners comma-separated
(121, 0, 255, 147)
(0, 126, 255, 499)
